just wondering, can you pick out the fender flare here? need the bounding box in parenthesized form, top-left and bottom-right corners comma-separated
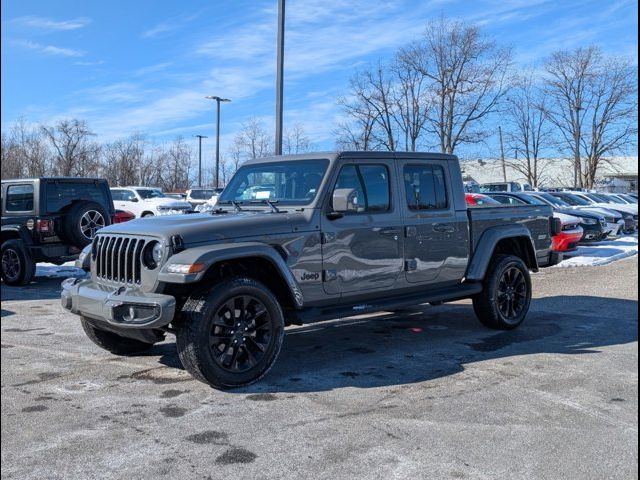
(158, 242, 304, 308)
(1, 225, 32, 245)
(465, 225, 538, 281)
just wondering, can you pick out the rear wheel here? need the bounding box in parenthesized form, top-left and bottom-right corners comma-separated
(1, 240, 35, 286)
(472, 254, 531, 330)
(176, 277, 285, 389)
(80, 317, 158, 355)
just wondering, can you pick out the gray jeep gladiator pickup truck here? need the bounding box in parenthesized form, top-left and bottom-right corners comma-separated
(61, 151, 557, 388)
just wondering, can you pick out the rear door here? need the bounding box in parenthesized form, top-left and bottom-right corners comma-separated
(112, 189, 140, 217)
(398, 160, 469, 285)
(321, 159, 404, 295)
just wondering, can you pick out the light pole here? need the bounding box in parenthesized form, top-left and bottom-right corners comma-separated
(205, 96, 231, 188)
(275, 0, 285, 155)
(194, 135, 208, 187)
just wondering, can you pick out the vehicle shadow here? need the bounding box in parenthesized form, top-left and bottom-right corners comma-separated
(1, 276, 69, 302)
(153, 294, 637, 393)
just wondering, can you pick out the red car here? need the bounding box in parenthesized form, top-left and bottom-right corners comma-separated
(465, 193, 502, 206)
(552, 213, 584, 252)
(112, 210, 136, 224)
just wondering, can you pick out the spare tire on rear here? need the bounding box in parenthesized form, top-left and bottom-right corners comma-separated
(63, 201, 111, 248)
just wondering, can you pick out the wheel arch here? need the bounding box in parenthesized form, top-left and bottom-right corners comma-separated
(159, 242, 304, 310)
(466, 226, 538, 281)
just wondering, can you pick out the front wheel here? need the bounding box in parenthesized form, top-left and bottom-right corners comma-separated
(176, 277, 285, 389)
(472, 254, 532, 330)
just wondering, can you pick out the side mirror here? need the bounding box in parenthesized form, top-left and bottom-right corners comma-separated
(130, 197, 139, 202)
(331, 188, 359, 216)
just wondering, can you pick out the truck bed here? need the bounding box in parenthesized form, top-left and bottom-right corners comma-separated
(467, 204, 554, 266)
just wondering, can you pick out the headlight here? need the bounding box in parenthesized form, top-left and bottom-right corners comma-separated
(165, 263, 205, 274)
(580, 217, 598, 225)
(143, 241, 163, 269)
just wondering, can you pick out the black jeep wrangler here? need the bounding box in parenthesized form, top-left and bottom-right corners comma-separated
(1, 177, 114, 285)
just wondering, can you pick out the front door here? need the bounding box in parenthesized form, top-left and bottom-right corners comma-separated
(321, 160, 404, 295)
(398, 160, 469, 285)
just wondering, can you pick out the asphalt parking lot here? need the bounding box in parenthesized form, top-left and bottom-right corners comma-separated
(1, 257, 638, 480)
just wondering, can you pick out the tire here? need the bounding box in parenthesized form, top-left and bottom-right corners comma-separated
(176, 277, 285, 389)
(472, 254, 532, 330)
(80, 317, 157, 355)
(1, 240, 36, 286)
(63, 201, 112, 248)
(142, 212, 155, 218)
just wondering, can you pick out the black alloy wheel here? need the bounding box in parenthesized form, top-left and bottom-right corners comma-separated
(209, 295, 272, 373)
(496, 266, 528, 321)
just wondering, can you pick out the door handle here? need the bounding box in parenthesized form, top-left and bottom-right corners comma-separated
(379, 227, 400, 236)
(433, 223, 455, 233)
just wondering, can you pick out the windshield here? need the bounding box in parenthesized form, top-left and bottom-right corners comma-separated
(555, 193, 591, 206)
(136, 189, 166, 199)
(518, 193, 546, 205)
(480, 184, 508, 192)
(596, 193, 624, 204)
(534, 192, 570, 207)
(218, 159, 329, 205)
(190, 189, 215, 200)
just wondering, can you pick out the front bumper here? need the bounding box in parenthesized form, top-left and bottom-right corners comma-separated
(61, 278, 176, 329)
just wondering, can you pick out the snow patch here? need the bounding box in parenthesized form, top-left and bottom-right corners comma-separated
(35, 261, 87, 279)
(554, 235, 638, 268)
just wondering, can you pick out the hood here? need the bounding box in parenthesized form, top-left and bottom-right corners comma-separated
(575, 206, 622, 219)
(554, 212, 581, 225)
(143, 198, 192, 208)
(98, 210, 313, 245)
(591, 203, 637, 216)
(556, 207, 603, 220)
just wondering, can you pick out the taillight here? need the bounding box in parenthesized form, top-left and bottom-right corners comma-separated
(36, 219, 54, 234)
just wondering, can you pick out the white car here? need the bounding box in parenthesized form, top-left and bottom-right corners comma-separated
(110, 187, 193, 218)
(186, 187, 223, 208)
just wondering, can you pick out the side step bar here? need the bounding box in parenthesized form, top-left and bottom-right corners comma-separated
(290, 282, 483, 324)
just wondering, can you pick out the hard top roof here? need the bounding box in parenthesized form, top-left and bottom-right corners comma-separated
(243, 150, 458, 165)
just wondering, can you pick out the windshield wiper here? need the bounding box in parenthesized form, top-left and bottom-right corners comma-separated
(217, 200, 243, 212)
(249, 199, 281, 213)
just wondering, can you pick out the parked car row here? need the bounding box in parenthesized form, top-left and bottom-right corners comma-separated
(467, 190, 638, 254)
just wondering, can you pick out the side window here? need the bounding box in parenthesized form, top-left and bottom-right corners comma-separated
(111, 190, 123, 201)
(404, 165, 448, 210)
(6, 184, 34, 212)
(332, 164, 390, 213)
(124, 190, 137, 201)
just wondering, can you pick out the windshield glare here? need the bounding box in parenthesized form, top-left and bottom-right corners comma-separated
(556, 193, 590, 206)
(137, 189, 166, 199)
(219, 159, 329, 205)
(534, 193, 568, 206)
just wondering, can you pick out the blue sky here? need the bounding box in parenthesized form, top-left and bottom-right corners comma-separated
(1, 0, 638, 161)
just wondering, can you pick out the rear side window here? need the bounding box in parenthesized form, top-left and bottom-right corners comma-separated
(404, 165, 448, 210)
(111, 189, 124, 201)
(45, 182, 110, 213)
(6, 184, 34, 211)
(332, 164, 390, 213)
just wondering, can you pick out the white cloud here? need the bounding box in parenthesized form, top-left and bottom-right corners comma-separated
(11, 15, 91, 32)
(13, 39, 85, 57)
(141, 13, 200, 39)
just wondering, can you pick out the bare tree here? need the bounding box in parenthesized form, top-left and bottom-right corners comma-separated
(335, 94, 379, 150)
(159, 137, 192, 192)
(400, 18, 512, 154)
(102, 134, 146, 186)
(503, 73, 552, 187)
(344, 64, 398, 150)
(0, 119, 50, 178)
(41, 119, 100, 176)
(391, 57, 431, 151)
(233, 117, 273, 161)
(544, 47, 637, 188)
(283, 123, 311, 154)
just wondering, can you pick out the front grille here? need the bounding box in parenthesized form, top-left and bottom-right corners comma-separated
(93, 235, 146, 284)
